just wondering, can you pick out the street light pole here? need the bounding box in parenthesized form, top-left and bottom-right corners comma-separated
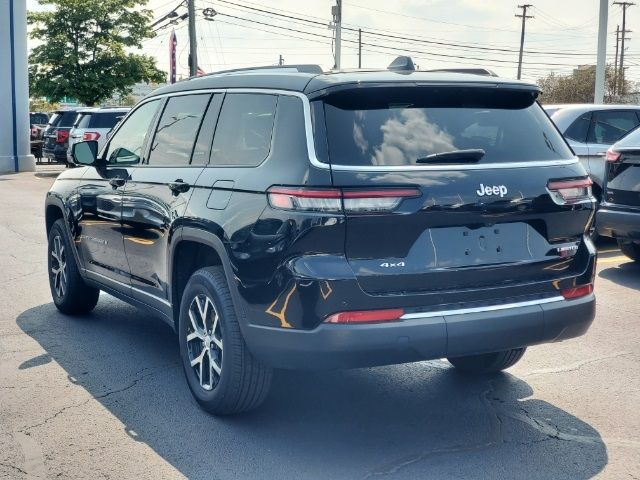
(188, 0, 198, 77)
(594, 0, 609, 103)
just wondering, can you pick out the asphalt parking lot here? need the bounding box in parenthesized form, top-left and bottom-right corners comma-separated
(0, 167, 638, 480)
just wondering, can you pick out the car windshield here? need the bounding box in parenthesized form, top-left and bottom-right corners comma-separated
(50, 111, 80, 127)
(320, 87, 573, 166)
(78, 111, 126, 129)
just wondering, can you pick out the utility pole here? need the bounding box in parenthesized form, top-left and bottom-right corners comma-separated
(594, 0, 608, 103)
(188, 0, 198, 77)
(515, 4, 534, 80)
(278, 54, 284, 66)
(358, 28, 362, 68)
(614, 1, 635, 95)
(332, 0, 342, 70)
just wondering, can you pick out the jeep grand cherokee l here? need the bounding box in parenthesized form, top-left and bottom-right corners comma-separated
(45, 64, 597, 415)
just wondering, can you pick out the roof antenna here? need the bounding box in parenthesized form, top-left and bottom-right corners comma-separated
(388, 56, 416, 72)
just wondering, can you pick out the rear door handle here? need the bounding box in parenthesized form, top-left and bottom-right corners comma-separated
(109, 178, 126, 189)
(168, 179, 190, 194)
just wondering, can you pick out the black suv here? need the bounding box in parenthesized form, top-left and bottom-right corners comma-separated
(45, 63, 597, 415)
(42, 108, 86, 164)
(597, 126, 640, 260)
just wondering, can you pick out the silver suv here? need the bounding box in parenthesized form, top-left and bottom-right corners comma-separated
(67, 107, 130, 164)
(545, 104, 640, 198)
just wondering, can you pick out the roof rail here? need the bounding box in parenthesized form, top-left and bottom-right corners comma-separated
(427, 68, 499, 77)
(193, 64, 323, 79)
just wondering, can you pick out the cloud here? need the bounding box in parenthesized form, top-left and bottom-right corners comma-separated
(371, 109, 456, 166)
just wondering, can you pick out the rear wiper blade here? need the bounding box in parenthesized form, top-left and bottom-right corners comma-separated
(416, 149, 485, 164)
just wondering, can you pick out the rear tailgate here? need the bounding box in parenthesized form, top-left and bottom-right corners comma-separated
(604, 149, 640, 208)
(317, 85, 595, 299)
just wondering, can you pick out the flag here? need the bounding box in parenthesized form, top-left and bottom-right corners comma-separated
(169, 29, 177, 84)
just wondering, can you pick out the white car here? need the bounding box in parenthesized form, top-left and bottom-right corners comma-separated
(67, 107, 131, 164)
(545, 104, 640, 198)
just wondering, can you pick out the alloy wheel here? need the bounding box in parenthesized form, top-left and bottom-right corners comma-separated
(50, 235, 68, 298)
(186, 294, 223, 391)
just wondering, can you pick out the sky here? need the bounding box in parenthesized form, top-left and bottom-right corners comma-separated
(26, 0, 640, 84)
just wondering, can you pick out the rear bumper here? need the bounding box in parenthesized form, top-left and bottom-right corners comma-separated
(243, 294, 595, 370)
(597, 206, 640, 240)
(42, 145, 68, 163)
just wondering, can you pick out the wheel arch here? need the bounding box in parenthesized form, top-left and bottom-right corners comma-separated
(170, 227, 243, 330)
(45, 200, 65, 235)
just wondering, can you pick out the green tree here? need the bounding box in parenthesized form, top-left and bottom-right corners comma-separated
(29, 97, 60, 113)
(537, 64, 633, 104)
(29, 0, 166, 106)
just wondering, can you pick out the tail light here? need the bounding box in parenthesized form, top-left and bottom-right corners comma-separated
(83, 131, 101, 141)
(56, 130, 69, 143)
(325, 308, 405, 324)
(605, 149, 621, 162)
(267, 187, 421, 214)
(561, 283, 593, 299)
(547, 177, 593, 205)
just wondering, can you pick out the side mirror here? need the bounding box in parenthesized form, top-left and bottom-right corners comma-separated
(72, 141, 98, 166)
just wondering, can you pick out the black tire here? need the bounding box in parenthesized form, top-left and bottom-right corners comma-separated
(618, 240, 640, 262)
(447, 348, 526, 374)
(47, 219, 100, 315)
(178, 267, 272, 415)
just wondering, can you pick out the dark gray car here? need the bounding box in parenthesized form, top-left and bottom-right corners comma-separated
(597, 126, 640, 261)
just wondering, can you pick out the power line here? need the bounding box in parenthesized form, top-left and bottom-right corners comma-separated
(208, 0, 604, 57)
(204, 9, 590, 67)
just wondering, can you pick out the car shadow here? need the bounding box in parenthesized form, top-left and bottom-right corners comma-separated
(599, 261, 640, 290)
(17, 300, 607, 479)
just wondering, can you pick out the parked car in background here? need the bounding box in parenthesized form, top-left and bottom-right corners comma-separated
(597, 126, 640, 261)
(46, 63, 596, 415)
(67, 107, 130, 164)
(545, 104, 640, 199)
(29, 112, 50, 160)
(42, 108, 88, 164)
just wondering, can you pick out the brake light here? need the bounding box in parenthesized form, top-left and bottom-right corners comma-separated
(56, 130, 69, 143)
(267, 187, 421, 213)
(605, 149, 621, 162)
(561, 283, 593, 299)
(325, 308, 405, 324)
(83, 131, 101, 141)
(547, 177, 592, 204)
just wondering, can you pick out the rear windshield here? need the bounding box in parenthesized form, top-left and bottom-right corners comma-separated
(319, 87, 573, 166)
(77, 111, 125, 129)
(30, 113, 49, 125)
(49, 111, 79, 128)
(613, 125, 640, 149)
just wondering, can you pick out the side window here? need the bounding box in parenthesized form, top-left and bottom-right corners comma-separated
(588, 110, 640, 145)
(210, 93, 277, 166)
(191, 94, 223, 166)
(564, 112, 591, 143)
(104, 100, 161, 165)
(147, 94, 210, 166)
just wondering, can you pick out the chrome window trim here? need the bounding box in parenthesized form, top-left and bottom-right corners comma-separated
(400, 296, 565, 320)
(326, 159, 580, 171)
(116, 87, 581, 172)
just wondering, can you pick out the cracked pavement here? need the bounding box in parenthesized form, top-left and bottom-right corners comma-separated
(0, 168, 639, 479)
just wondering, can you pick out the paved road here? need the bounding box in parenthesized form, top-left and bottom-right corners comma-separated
(0, 168, 638, 479)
